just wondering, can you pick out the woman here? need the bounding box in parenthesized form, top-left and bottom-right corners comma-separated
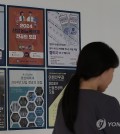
(53, 42, 120, 134)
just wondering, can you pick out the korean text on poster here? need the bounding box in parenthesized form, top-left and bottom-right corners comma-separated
(47, 69, 75, 127)
(46, 9, 80, 67)
(8, 6, 45, 66)
(8, 69, 45, 129)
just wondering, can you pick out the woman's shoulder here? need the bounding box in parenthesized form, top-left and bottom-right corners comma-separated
(92, 91, 120, 111)
(79, 89, 120, 106)
(98, 92, 119, 105)
(103, 94, 120, 107)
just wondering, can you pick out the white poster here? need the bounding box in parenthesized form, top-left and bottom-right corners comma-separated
(46, 9, 80, 67)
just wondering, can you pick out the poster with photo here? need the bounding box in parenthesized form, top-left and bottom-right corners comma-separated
(46, 9, 80, 67)
(8, 6, 45, 66)
(47, 69, 75, 127)
(0, 69, 6, 130)
(0, 5, 6, 66)
(8, 69, 45, 130)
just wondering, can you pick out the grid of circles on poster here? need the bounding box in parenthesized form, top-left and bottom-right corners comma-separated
(0, 4, 80, 130)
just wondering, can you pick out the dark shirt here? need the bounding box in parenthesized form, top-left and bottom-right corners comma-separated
(53, 89, 120, 134)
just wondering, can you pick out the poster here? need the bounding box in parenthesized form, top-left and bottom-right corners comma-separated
(46, 9, 80, 67)
(0, 5, 6, 66)
(8, 69, 45, 129)
(8, 6, 45, 66)
(0, 69, 6, 130)
(47, 69, 75, 127)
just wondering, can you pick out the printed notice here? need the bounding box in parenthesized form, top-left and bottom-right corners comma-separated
(46, 9, 80, 67)
(0, 69, 6, 130)
(8, 69, 45, 129)
(47, 69, 75, 127)
(8, 6, 44, 66)
(0, 5, 6, 66)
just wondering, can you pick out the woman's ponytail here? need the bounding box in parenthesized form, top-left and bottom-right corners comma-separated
(62, 74, 80, 133)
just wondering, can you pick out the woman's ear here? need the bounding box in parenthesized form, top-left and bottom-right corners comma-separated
(98, 68, 114, 92)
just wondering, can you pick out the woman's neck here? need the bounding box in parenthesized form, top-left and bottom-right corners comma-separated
(80, 77, 99, 91)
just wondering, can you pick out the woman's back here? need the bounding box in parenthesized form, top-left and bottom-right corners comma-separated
(53, 42, 120, 134)
(53, 90, 120, 134)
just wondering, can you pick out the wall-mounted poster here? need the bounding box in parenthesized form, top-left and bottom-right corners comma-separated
(0, 5, 6, 66)
(46, 9, 80, 68)
(47, 69, 75, 127)
(8, 69, 45, 130)
(7, 6, 45, 67)
(0, 69, 6, 130)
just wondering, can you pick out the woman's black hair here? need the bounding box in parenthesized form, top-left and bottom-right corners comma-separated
(62, 42, 119, 133)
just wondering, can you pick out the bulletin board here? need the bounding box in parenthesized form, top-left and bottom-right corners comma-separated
(0, 4, 81, 131)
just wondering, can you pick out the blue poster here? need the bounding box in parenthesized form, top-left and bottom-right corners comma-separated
(8, 69, 45, 130)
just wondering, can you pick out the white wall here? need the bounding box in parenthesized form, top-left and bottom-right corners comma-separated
(0, 0, 120, 133)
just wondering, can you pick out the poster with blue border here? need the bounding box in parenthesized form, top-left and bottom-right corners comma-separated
(47, 69, 75, 128)
(0, 69, 6, 130)
(0, 5, 6, 66)
(46, 9, 80, 68)
(7, 6, 45, 67)
(8, 69, 45, 130)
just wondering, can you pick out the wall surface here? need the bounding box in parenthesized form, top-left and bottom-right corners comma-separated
(0, 0, 120, 133)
